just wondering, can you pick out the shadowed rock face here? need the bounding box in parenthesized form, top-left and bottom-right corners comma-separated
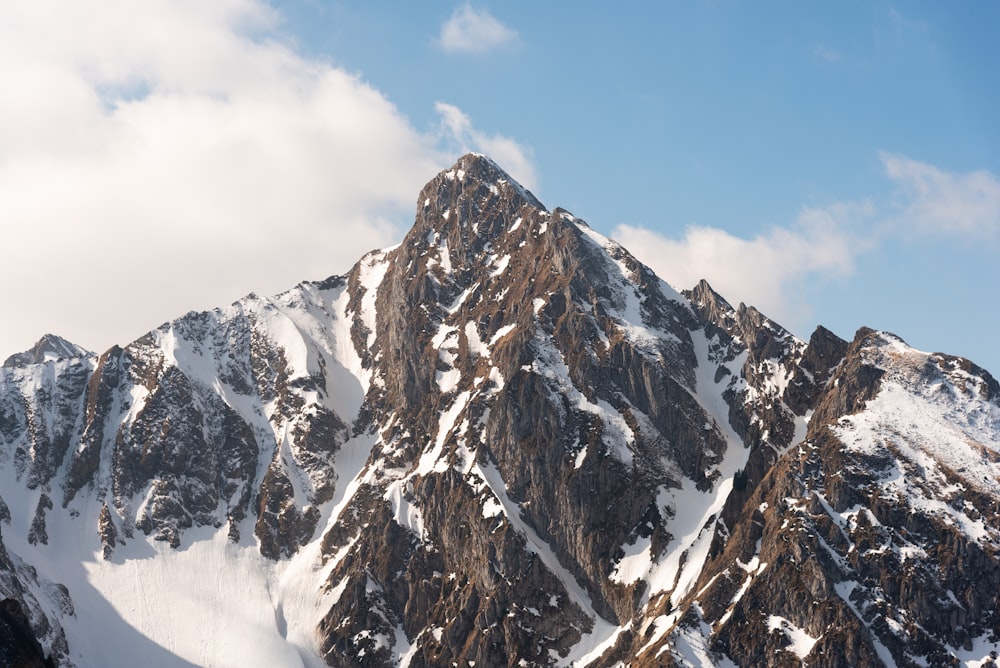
(0, 529, 68, 667)
(0, 597, 56, 668)
(1, 154, 999, 667)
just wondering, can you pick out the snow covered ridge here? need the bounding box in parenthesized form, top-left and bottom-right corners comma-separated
(833, 331, 1000, 540)
(1, 154, 999, 667)
(843, 332, 1000, 474)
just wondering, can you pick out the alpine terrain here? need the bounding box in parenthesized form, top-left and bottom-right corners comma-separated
(1, 154, 998, 667)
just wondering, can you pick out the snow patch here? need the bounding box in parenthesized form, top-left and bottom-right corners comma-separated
(767, 615, 818, 659)
(489, 323, 516, 346)
(490, 254, 511, 278)
(609, 534, 652, 584)
(384, 479, 426, 540)
(436, 367, 462, 394)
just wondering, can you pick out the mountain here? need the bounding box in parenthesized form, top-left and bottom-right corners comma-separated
(1, 153, 998, 667)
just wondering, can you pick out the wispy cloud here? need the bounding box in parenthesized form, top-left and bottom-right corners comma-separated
(881, 152, 1000, 238)
(438, 4, 516, 54)
(435, 102, 536, 190)
(612, 154, 1000, 331)
(0, 0, 534, 358)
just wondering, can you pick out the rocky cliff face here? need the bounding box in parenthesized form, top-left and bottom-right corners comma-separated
(0, 154, 998, 667)
(631, 329, 1000, 668)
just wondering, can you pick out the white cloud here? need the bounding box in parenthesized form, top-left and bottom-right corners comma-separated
(435, 102, 536, 191)
(613, 202, 873, 330)
(439, 4, 517, 54)
(880, 152, 1000, 238)
(613, 152, 1000, 329)
(0, 0, 533, 359)
(612, 153, 1000, 333)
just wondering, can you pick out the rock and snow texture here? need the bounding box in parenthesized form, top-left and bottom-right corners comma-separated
(0, 153, 998, 667)
(2, 334, 93, 369)
(641, 328, 1000, 668)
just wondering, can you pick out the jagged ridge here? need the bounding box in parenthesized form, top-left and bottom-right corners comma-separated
(0, 154, 998, 667)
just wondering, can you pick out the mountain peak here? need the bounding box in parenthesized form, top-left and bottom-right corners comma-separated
(686, 278, 735, 321)
(416, 153, 544, 224)
(443, 152, 525, 188)
(2, 334, 93, 368)
(398, 153, 552, 281)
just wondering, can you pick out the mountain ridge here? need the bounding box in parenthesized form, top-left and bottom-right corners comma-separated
(1, 153, 998, 667)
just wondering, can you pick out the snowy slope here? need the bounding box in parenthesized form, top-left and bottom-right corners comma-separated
(0, 272, 385, 666)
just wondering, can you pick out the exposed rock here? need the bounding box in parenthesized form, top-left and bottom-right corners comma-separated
(27, 495, 52, 546)
(62, 346, 123, 506)
(0, 598, 56, 668)
(784, 325, 848, 416)
(0, 528, 72, 667)
(255, 461, 320, 560)
(98, 504, 118, 560)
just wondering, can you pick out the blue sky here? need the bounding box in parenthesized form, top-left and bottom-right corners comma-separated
(2, 1, 998, 374)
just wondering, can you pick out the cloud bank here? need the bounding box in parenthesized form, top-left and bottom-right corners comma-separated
(438, 4, 517, 53)
(0, 0, 532, 358)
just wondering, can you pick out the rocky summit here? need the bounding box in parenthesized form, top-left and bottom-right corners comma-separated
(1, 154, 998, 667)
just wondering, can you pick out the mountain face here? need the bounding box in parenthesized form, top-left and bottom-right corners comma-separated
(1, 154, 998, 667)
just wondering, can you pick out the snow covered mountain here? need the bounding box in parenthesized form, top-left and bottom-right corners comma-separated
(1, 154, 998, 667)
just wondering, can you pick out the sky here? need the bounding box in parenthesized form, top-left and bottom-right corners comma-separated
(2, 1, 999, 375)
